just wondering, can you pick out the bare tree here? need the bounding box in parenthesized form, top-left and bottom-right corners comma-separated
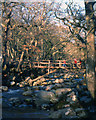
(55, 0, 96, 100)
(85, 1, 96, 100)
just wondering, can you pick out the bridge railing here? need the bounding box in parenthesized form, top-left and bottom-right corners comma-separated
(32, 60, 82, 69)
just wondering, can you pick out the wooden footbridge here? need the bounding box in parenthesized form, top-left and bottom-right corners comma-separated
(32, 60, 82, 73)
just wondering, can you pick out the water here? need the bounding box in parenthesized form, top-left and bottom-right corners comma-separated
(2, 88, 50, 119)
(2, 108, 49, 118)
(7, 89, 21, 94)
(73, 78, 82, 81)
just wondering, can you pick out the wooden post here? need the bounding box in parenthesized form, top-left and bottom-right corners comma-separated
(48, 60, 50, 74)
(38, 61, 39, 67)
(59, 60, 61, 67)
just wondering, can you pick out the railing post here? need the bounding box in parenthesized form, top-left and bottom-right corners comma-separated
(38, 61, 39, 67)
(48, 60, 50, 73)
(59, 60, 61, 67)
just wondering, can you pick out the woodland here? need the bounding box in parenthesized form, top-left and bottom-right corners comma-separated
(1, 1, 96, 119)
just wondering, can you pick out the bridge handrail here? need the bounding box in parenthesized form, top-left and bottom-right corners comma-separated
(32, 60, 81, 68)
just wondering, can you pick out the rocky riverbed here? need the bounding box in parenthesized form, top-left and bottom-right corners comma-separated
(1, 69, 96, 119)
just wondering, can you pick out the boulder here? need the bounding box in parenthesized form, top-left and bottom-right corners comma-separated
(75, 108, 87, 118)
(47, 81, 52, 85)
(23, 86, 32, 91)
(9, 97, 22, 106)
(34, 90, 58, 107)
(52, 84, 63, 89)
(10, 81, 15, 86)
(63, 104, 70, 108)
(45, 85, 54, 91)
(41, 104, 50, 110)
(64, 108, 76, 116)
(67, 91, 77, 101)
(0, 86, 8, 91)
(75, 108, 85, 113)
(64, 82, 73, 86)
(80, 96, 92, 103)
(41, 82, 48, 85)
(22, 90, 33, 96)
(53, 79, 64, 83)
(49, 108, 76, 119)
(24, 98, 33, 104)
(49, 110, 62, 118)
(55, 88, 72, 97)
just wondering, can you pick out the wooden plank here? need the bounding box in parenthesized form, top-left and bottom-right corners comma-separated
(33, 66, 48, 68)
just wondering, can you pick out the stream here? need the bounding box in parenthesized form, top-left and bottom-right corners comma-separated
(2, 88, 50, 119)
(1, 69, 96, 119)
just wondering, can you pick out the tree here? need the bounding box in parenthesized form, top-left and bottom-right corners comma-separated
(2, 1, 65, 72)
(55, 0, 96, 100)
(85, 1, 96, 100)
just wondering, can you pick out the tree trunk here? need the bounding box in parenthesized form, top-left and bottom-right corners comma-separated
(85, 2, 96, 100)
(16, 51, 25, 72)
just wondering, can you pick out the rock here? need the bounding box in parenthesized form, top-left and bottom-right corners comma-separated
(41, 82, 48, 85)
(75, 108, 85, 113)
(45, 85, 54, 91)
(75, 75, 79, 78)
(47, 81, 52, 85)
(52, 83, 65, 90)
(33, 82, 37, 86)
(78, 111, 86, 118)
(19, 84, 24, 87)
(0, 98, 2, 105)
(22, 90, 33, 96)
(66, 96, 78, 105)
(24, 98, 33, 104)
(75, 108, 87, 118)
(81, 85, 88, 90)
(49, 108, 76, 119)
(67, 91, 77, 101)
(0, 86, 8, 91)
(41, 104, 50, 110)
(34, 90, 58, 107)
(64, 108, 73, 115)
(18, 82, 27, 87)
(55, 88, 72, 97)
(32, 86, 40, 90)
(9, 75, 16, 81)
(24, 86, 32, 91)
(72, 95, 77, 101)
(16, 83, 19, 86)
(63, 109, 76, 118)
(10, 81, 15, 86)
(49, 109, 64, 118)
(63, 104, 70, 108)
(0, 93, 2, 98)
(64, 74, 69, 79)
(53, 79, 64, 83)
(40, 77, 46, 81)
(53, 84, 63, 89)
(64, 82, 73, 86)
(9, 97, 21, 106)
(67, 91, 75, 97)
(81, 91, 90, 96)
(80, 96, 92, 103)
